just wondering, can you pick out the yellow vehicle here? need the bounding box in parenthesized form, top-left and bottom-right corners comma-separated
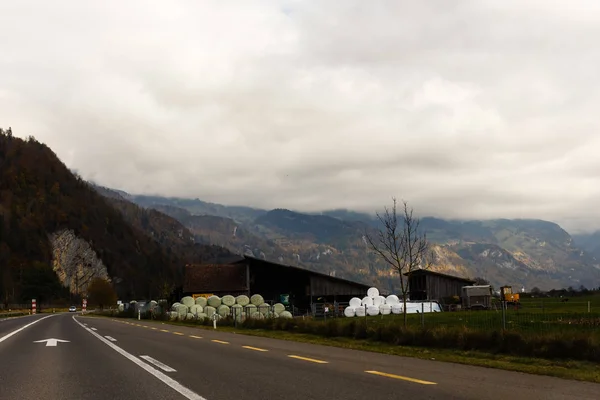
(500, 286, 520, 306)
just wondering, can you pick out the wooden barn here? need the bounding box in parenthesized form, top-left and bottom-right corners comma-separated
(183, 255, 371, 312)
(404, 269, 475, 302)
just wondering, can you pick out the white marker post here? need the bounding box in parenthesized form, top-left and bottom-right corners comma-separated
(31, 299, 36, 315)
(212, 314, 218, 329)
(82, 298, 87, 314)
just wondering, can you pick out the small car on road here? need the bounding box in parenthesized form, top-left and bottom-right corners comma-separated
(69, 306, 77, 312)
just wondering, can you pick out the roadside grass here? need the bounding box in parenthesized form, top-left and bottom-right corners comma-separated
(345, 309, 600, 335)
(40, 307, 69, 313)
(0, 310, 29, 318)
(88, 312, 600, 384)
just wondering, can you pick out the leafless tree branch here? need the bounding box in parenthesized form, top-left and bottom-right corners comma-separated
(364, 198, 431, 327)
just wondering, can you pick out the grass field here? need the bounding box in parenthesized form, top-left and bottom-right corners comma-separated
(336, 295, 600, 335)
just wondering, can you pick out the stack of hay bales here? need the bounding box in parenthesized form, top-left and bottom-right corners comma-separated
(160, 293, 293, 322)
(344, 288, 402, 317)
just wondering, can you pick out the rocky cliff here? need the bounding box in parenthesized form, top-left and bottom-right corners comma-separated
(49, 229, 110, 295)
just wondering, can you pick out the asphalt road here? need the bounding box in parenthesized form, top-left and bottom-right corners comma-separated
(0, 313, 599, 400)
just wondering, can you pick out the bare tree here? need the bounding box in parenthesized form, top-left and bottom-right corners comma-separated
(365, 198, 434, 327)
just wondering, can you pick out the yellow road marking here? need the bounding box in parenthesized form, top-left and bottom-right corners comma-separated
(189, 335, 203, 339)
(151, 327, 158, 330)
(242, 346, 268, 352)
(173, 332, 184, 336)
(212, 340, 229, 344)
(160, 329, 169, 332)
(288, 355, 328, 364)
(365, 370, 437, 385)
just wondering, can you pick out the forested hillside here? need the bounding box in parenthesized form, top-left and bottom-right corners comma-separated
(0, 128, 233, 304)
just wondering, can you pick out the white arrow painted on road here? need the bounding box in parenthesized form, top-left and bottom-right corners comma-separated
(33, 338, 70, 347)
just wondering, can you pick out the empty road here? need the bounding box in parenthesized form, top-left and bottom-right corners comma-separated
(0, 313, 598, 400)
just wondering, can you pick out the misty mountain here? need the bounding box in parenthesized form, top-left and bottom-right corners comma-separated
(116, 193, 600, 291)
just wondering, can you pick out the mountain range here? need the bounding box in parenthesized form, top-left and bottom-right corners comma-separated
(109, 193, 600, 292)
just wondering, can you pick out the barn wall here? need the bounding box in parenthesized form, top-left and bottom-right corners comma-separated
(408, 273, 472, 301)
(249, 262, 311, 305)
(310, 275, 368, 297)
(425, 275, 467, 300)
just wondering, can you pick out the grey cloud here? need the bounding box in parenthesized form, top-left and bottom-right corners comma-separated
(2, 1, 600, 233)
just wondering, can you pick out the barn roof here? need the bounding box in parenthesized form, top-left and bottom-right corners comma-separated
(183, 263, 247, 293)
(237, 255, 372, 289)
(404, 268, 475, 284)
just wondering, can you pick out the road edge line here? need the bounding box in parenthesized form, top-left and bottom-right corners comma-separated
(72, 316, 206, 400)
(0, 314, 56, 343)
(140, 355, 177, 372)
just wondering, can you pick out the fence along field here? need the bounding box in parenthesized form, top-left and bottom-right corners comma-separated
(338, 295, 600, 333)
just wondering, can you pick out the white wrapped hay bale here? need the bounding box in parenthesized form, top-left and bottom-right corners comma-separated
(231, 304, 244, 321)
(258, 303, 270, 315)
(180, 296, 195, 307)
(207, 295, 221, 308)
(349, 297, 362, 308)
(189, 304, 203, 315)
(196, 312, 208, 322)
(386, 295, 400, 305)
(373, 296, 385, 307)
(367, 305, 380, 316)
(204, 306, 216, 318)
(235, 295, 250, 306)
(217, 304, 230, 317)
(168, 311, 179, 320)
(344, 306, 356, 317)
(362, 296, 374, 307)
(244, 304, 257, 318)
(195, 297, 208, 307)
(222, 295, 236, 307)
(391, 304, 403, 314)
(355, 306, 366, 317)
(273, 303, 286, 314)
(380, 304, 392, 315)
(251, 311, 264, 319)
(279, 311, 293, 319)
(175, 304, 188, 317)
(250, 294, 264, 306)
(186, 313, 196, 320)
(117, 304, 125, 312)
(367, 287, 379, 298)
(170, 302, 181, 311)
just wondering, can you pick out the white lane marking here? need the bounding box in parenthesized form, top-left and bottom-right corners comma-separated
(0, 315, 55, 343)
(72, 317, 206, 400)
(90, 327, 97, 331)
(105, 336, 117, 342)
(140, 355, 177, 372)
(33, 338, 69, 347)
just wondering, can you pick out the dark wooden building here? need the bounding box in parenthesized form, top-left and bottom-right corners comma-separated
(404, 269, 475, 302)
(183, 255, 371, 310)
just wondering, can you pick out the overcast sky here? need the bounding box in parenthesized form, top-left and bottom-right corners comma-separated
(2, 1, 600, 233)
